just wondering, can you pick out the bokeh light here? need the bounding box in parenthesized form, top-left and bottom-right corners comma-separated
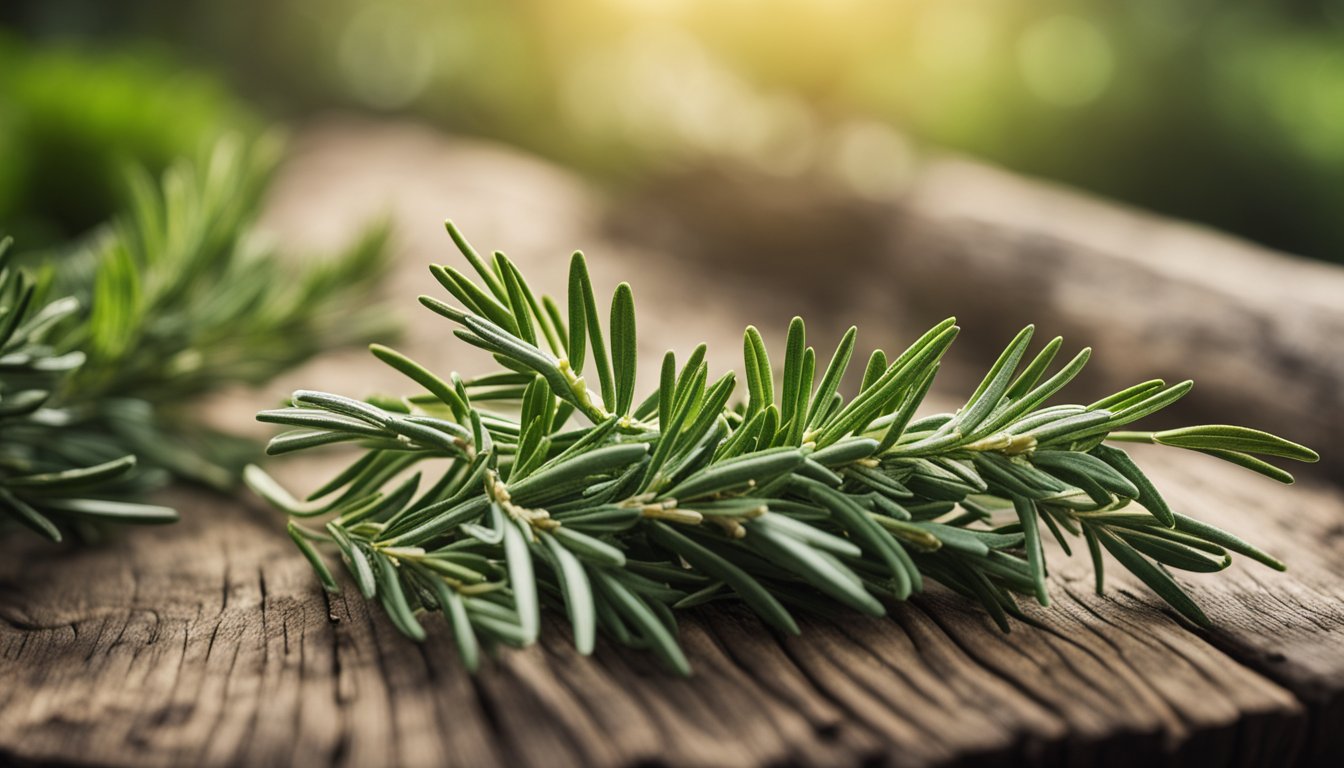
(5, 0, 1344, 260)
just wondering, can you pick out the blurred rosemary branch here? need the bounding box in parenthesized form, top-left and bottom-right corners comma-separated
(0, 235, 176, 541)
(1, 137, 393, 542)
(249, 222, 1317, 675)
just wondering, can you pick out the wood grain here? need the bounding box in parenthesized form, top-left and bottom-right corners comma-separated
(3, 446, 1341, 767)
(2, 119, 1341, 767)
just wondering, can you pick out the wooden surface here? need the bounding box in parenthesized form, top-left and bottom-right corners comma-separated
(2, 120, 1342, 767)
(3, 447, 1342, 767)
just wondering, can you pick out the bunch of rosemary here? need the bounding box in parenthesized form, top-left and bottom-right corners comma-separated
(249, 223, 1317, 674)
(1, 137, 391, 542)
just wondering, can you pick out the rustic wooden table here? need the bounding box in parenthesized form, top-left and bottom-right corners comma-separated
(3, 121, 1341, 767)
(3, 446, 1342, 767)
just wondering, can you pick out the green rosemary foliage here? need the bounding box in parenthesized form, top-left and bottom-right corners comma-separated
(50, 136, 394, 489)
(0, 236, 176, 541)
(250, 222, 1318, 674)
(2, 136, 393, 541)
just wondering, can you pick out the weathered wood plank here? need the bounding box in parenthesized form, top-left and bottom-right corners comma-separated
(3, 447, 1340, 766)
(2, 119, 1341, 767)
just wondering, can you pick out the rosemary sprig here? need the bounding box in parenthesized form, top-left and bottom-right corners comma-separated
(1, 136, 393, 541)
(50, 135, 393, 491)
(250, 222, 1318, 674)
(0, 236, 176, 541)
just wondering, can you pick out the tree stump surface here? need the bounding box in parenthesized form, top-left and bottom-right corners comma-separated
(2, 119, 1341, 767)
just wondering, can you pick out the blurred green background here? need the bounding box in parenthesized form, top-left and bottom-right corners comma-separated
(4, 0, 1344, 261)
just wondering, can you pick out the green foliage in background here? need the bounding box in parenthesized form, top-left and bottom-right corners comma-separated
(56, 0, 1343, 261)
(250, 224, 1316, 674)
(1, 138, 393, 541)
(0, 35, 256, 247)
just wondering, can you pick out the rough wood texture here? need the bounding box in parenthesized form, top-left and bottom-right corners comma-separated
(3, 120, 1341, 767)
